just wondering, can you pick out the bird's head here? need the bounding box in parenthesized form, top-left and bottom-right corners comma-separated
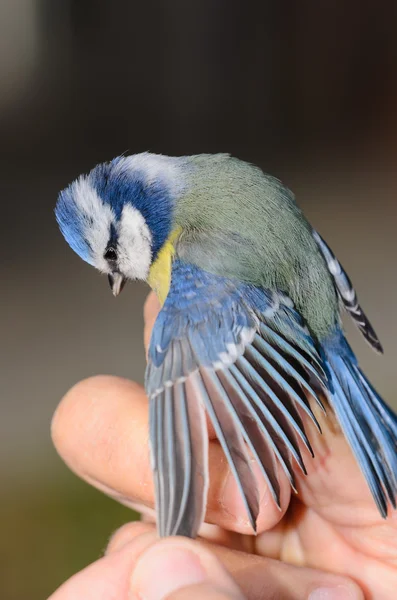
(55, 153, 184, 295)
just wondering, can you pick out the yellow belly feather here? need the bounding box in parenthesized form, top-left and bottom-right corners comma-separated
(147, 227, 181, 305)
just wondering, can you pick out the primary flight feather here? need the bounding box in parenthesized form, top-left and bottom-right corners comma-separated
(55, 152, 396, 536)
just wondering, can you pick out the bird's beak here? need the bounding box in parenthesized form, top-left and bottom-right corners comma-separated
(108, 272, 126, 297)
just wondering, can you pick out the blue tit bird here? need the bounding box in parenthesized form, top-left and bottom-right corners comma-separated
(55, 152, 397, 537)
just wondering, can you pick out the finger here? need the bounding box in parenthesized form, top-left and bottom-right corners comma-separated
(52, 376, 292, 535)
(50, 531, 242, 600)
(106, 521, 155, 554)
(295, 406, 386, 527)
(143, 292, 161, 354)
(106, 526, 363, 599)
(130, 538, 245, 600)
(52, 528, 363, 600)
(48, 532, 154, 600)
(107, 521, 255, 555)
(163, 585, 242, 600)
(206, 540, 364, 600)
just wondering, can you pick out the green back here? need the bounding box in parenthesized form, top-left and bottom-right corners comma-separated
(174, 154, 338, 339)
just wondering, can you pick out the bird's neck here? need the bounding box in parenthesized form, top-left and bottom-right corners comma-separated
(147, 227, 182, 304)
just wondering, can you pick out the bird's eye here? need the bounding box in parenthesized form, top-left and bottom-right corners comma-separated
(104, 247, 117, 261)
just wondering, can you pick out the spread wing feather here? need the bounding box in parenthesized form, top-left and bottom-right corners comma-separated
(150, 374, 209, 537)
(146, 260, 328, 538)
(321, 331, 397, 518)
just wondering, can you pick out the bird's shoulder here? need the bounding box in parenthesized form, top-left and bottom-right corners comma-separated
(148, 258, 318, 369)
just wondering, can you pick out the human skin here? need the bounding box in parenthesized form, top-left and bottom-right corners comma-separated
(49, 293, 397, 600)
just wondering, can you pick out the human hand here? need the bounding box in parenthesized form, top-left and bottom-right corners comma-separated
(49, 293, 397, 599)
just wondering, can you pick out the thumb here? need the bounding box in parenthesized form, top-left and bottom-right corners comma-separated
(129, 537, 245, 600)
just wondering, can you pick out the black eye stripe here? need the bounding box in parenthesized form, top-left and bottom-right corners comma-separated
(104, 246, 117, 261)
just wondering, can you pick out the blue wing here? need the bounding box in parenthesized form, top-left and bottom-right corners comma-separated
(312, 231, 397, 516)
(146, 260, 328, 538)
(321, 332, 397, 517)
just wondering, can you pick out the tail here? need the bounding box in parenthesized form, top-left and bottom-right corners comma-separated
(323, 332, 397, 517)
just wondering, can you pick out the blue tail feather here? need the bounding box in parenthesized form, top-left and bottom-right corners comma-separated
(322, 331, 397, 517)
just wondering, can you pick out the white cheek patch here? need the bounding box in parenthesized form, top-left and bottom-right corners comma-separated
(117, 204, 152, 280)
(71, 176, 115, 272)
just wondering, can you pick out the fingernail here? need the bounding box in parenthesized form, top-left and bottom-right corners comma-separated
(309, 585, 359, 599)
(130, 544, 206, 599)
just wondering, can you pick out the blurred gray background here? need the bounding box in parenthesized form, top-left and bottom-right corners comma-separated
(1, 1, 397, 598)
